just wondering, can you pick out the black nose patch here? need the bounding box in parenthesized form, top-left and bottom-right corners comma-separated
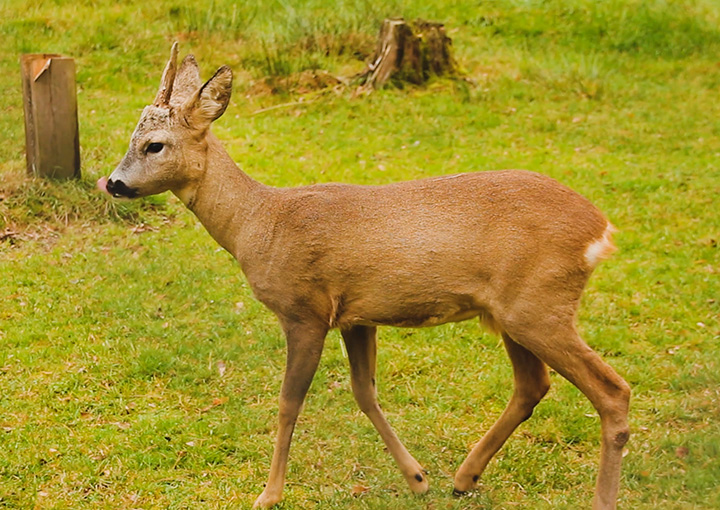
(106, 179, 138, 198)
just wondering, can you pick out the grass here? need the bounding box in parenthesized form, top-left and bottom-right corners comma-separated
(1, 0, 719, 508)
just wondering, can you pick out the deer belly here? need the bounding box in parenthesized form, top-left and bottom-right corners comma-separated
(340, 297, 482, 329)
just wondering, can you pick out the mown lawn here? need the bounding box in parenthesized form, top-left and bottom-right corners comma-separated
(1, 0, 719, 508)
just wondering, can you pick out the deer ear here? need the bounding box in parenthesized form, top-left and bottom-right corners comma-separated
(170, 54, 202, 108)
(179, 66, 233, 132)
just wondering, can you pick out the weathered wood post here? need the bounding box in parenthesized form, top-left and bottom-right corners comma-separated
(21, 54, 80, 179)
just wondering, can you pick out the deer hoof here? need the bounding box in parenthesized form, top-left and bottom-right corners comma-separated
(252, 489, 282, 509)
(406, 470, 430, 494)
(453, 472, 480, 493)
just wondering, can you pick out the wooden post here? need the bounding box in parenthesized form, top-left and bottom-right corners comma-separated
(21, 54, 80, 179)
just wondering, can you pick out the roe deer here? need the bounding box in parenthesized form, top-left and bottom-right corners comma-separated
(99, 43, 630, 509)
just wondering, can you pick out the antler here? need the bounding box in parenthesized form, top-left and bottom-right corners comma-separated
(153, 42, 179, 107)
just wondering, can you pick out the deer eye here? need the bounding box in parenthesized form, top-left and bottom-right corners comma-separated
(146, 142, 164, 154)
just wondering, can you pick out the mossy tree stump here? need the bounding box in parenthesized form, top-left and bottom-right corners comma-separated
(358, 18, 457, 90)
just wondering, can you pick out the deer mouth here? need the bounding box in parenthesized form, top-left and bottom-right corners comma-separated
(98, 177, 138, 198)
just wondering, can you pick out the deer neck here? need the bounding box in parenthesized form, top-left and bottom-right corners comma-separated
(174, 133, 269, 259)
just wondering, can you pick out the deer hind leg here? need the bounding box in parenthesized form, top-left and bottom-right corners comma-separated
(505, 319, 630, 510)
(454, 332, 550, 493)
(253, 320, 328, 509)
(341, 325, 429, 494)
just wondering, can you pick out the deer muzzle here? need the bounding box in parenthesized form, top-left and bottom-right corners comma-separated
(98, 176, 138, 198)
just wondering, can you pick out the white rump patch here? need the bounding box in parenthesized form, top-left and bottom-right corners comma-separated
(585, 223, 617, 268)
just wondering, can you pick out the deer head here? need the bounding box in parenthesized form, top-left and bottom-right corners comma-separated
(100, 43, 233, 202)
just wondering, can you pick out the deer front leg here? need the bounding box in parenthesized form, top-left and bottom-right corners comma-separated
(253, 320, 328, 509)
(341, 325, 429, 494)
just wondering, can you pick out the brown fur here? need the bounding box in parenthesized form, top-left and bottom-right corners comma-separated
(105, 45, 630, 510)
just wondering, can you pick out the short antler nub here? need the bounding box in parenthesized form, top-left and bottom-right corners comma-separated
(153, 42, 179, 107)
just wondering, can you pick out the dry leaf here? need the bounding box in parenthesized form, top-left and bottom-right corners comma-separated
(131, 223, 157, 234)
(200, 396, 228, 413)
(676, 446, 689, 458)
(351, 483, 371, 497)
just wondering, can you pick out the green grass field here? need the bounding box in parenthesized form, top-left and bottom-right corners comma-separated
(1, 0, 719, 508)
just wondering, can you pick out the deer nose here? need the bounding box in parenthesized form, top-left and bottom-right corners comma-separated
(106, 178, 138, 198)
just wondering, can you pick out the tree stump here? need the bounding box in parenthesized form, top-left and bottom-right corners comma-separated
(358, 18, 457, 91)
